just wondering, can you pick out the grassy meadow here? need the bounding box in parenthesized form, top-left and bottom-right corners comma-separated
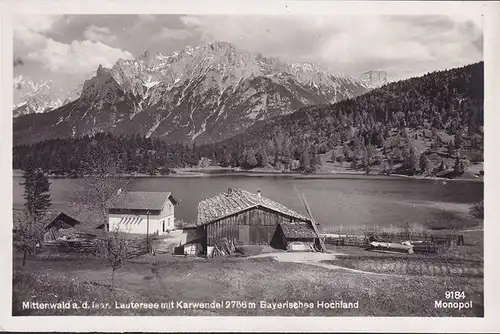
(13, 230, 483, 317)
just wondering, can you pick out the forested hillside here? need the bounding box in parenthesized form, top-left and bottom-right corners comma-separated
(198, 62, 484, 175)
(13, 62, 484, 178)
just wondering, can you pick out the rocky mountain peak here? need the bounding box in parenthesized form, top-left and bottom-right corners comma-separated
(14, 41, 372, 145)
(357, 70, 392, 88)
(96, 64, 109, 77)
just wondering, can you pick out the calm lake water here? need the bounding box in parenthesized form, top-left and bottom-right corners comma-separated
(12, 174, 483, 232)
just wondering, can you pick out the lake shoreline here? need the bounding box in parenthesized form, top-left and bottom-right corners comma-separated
(12, 168, 484, 183)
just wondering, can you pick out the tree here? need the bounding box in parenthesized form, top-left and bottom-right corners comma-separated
(342, 143, 351, 160)
(437, 160, 446, 172)
(431, 134, 443, 149)
(257, 150, 268, 168)
(97, 228, 130, 291)
(299, 145, 310, 170)
(419, 153, 430, 173)
(15, 164, 52, 266)
(282, 140, 292, 170)
(454, 131, 463, 149)
(402, 146, 417, 174)
(447, 141, 456, 157)
(71, 148, 131, 232)
(246, 149, 258, 169)
(219, 152, 232, 167)
(20, 165, 52, 221)
(13, 210, 47, 266)
(310, 145, 320, 166)
(366, 144, 376, 160)
(387, 157, 394, 175)
(330, 150, 336, 163)
(350, 159, 357, 170)
(453, 156, 467, 176)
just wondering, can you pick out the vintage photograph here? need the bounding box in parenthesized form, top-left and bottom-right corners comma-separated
(9, 8, 487, 320)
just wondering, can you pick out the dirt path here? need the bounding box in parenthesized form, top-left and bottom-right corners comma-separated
(249, 252, 402, 277)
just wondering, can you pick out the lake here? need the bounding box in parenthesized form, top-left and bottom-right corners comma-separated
(12, 174, 483, 232)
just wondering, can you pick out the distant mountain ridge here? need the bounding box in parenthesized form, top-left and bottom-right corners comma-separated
(356, 70, 392, 88)
(13, 41, 370, 145)
(13, 77, 82, 117)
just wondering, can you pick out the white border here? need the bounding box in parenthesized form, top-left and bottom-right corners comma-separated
(1, 1, 499, 332)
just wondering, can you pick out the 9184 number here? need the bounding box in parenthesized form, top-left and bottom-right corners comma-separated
(445, 291, 466, 299)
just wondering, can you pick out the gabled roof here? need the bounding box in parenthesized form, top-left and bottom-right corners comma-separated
(44, 212, 81, 230)
(12, 209, 81, 230)
(280, 221, 318, 239)
(196, 188, 309, 226)
(106, 191, 177, 211)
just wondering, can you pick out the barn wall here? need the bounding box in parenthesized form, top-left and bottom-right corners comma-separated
(206, 207, 305, 247)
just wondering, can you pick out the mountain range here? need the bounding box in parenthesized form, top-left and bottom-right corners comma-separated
(13, 62, 484, 178)
(13, 41, 372, 145)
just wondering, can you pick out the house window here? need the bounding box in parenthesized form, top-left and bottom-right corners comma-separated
(162, 221, 165, 232)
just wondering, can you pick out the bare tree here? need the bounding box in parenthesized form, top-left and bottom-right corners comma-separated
(13, 210, 46, 266)
(71, 148, 131, 232)
(96, 227, 129, 291)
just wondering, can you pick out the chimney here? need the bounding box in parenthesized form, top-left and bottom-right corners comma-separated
(257, 189, 261, 197)
(117, 188, 122, 195)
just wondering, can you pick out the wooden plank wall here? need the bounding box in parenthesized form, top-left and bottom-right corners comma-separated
(206, 207, 288, 246)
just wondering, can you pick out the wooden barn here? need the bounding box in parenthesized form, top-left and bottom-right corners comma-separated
(195, 188, 322, 256)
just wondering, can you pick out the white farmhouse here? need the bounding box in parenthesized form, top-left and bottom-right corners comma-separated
(105, 191, 178, 235)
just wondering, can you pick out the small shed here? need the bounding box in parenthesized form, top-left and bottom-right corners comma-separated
(273, 221, 319, 251)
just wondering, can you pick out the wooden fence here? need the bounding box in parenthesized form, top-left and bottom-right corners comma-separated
(42, 236, 150, 258)
(323, 235, 368, 247)
(322, 231, 464, 254)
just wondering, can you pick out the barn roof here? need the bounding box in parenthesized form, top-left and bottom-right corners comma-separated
(196, 188, 310, 226)
(280, 221, 318, 239)
(106, 191, 177, 211)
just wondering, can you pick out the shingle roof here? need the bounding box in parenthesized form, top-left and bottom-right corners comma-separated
(280, 221, 318, 239)
(196, 188, 310, 226)
(106, 191, 176, 211)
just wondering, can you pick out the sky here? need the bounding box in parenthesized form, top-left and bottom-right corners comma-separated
(13, 14, 483, 97)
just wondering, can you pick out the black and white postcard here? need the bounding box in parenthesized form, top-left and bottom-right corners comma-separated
(1, 0, 499, 332)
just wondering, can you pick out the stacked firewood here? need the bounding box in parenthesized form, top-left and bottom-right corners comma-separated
(211, 237, 236, 257)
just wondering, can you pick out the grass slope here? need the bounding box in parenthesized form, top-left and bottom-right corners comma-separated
(13, 247, 483, 317)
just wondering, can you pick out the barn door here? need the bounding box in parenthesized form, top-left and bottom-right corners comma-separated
(239, 225, 250, 244)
